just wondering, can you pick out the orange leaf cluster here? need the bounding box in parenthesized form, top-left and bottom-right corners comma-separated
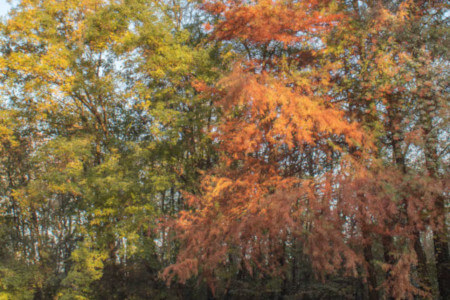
(203, 0, 342, 46)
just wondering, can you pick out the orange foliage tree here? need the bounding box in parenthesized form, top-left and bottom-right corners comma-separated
(163, 1, 447, 298)
(325, 1, 448, 297)
(163, 0, 370, 292)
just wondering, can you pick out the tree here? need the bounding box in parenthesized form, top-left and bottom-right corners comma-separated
(0, 0, 221, 298)
(163, 0, 372, 296)
(327, 0, 449, 297)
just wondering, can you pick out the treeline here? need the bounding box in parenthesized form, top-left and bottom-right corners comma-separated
(0, 0, 448, 299)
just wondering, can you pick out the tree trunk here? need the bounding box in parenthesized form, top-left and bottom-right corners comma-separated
(413, 231, 431, 293)
(433, 195, 450, 299)
(363, 242, 379, 300)
(423, 116, 449, 299)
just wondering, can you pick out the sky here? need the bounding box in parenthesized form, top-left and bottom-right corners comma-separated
(0, 0, 11, 18)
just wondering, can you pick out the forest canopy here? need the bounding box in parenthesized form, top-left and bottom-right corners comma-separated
(0, 0, 448, 299)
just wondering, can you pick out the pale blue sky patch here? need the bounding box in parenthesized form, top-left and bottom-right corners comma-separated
(0, 0, 12, 18)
